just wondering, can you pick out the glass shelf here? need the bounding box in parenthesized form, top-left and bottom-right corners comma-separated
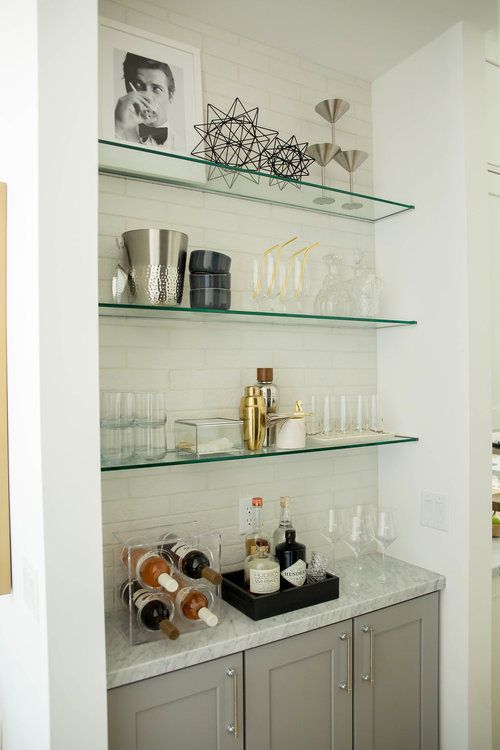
(101, 435, 418, 472)
(98, 303, 417, 329)
(99, 139, 414, 223)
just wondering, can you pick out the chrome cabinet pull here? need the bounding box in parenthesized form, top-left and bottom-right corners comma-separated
(226, 667, 239, 739)
(361, 625, 374, 684)
(338, 632, 352, 694)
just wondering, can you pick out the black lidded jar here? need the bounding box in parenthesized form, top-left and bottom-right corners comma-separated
(275, 529, 307, 588)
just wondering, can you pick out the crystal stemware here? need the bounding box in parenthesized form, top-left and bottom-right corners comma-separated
(343, 506, 375, 587)
(374, 508, 399, 581)
(324, 507, 349, 570)
(348, 249, 383, 317)
(313, 254, 351, 316)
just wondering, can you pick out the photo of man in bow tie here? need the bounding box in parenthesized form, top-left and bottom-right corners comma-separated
(115, 52, 178, 149)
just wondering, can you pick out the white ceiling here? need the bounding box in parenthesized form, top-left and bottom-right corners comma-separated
(161, 0, 496, 80)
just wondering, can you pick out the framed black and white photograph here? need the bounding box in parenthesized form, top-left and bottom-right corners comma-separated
(99, 18, 204, 181)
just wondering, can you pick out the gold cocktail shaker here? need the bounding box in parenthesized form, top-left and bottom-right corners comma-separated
(239, 386, 266, 451)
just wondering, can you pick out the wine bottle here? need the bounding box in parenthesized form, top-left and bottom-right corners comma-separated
(245, 496, 270, 556)
(244, 540, 280, 594)
(123, 546, 179, 593)
(275, 529, 307, 587)
(120, 579, 180, 640)
(164, 581, 219, 627)
(158, 533, 222, 585)
(272, 495, 293, 553)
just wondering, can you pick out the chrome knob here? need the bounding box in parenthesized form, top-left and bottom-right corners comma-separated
(338, 681, 348, 691)
(361, 625, 370, 633)
(361, 673, 370, 681)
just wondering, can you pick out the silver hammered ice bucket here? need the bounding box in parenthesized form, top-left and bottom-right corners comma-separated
(121, 229, 188, 306)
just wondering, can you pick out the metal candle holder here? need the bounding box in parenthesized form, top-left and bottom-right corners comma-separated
(305, 143, 340, 205)
(333, 149, 368, 210)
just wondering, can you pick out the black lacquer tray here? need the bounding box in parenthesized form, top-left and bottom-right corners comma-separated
(221, 569, 340, 621)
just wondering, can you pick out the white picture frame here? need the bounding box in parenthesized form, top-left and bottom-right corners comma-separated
(99, 17, 204, 183)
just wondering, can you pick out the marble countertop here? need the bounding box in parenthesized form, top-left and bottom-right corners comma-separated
(107, 554, 445, 689)
(493, 539, 500, 577)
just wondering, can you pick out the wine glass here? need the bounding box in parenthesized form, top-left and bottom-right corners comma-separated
(324, 507, 349, 570)
(343, 506, 375, 587)
(374, 508, 399, 582)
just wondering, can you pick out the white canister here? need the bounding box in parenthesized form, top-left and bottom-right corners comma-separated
(275, 416, 306, 449)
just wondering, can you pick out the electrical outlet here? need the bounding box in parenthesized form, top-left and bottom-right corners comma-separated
(239, 497, 254, 534)
(420, 492, 449, 532)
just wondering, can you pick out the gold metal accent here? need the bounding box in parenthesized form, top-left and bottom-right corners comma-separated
(239, 386, 266, 451)
(0, 183, 10, 595)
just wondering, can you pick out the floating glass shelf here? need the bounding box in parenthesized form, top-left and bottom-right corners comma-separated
(98, 303, 417, 329)
(101, 436, 418, 472)
(99, 139, 414, 223)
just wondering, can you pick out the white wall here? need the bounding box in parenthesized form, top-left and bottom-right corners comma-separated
(98, 0, 385, 611)
(373, 22, 491, 750)
(0, 1, 108, 749)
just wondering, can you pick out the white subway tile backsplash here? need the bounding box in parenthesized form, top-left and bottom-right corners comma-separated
(99, 0, 378, 608)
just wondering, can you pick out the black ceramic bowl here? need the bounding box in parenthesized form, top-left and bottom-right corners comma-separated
(189, 273, 231, 290)
(189, 249, 232, 274)
(190, 288, 231, 310)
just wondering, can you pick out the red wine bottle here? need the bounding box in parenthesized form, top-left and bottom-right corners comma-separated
(158, 533, 222, 585)
(120, 579, 180, 640)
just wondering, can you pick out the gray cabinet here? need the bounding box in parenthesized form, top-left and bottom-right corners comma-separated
(108, 594, 438, 750)
(353, 592, 439, 750)
(245, 621, 353, 750)
(107, 653, 244, 750)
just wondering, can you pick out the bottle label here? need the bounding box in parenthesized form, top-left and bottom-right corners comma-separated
(132, 589, 155, 612)
(171, 541, 195, 562)
(281, 559, 307, 587)
(250, 566, 280, 594)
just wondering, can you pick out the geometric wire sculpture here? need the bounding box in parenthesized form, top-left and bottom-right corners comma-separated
(191, 98, 278, 187)
(262, 135, 315, 190)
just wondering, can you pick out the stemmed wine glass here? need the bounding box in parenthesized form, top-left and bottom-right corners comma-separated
(343, 506, 375, 588)
(374, 508, 399, 582)
(320, 507, 349, 570)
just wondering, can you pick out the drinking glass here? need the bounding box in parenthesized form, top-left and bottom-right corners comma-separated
(252, 253, 286, 312)
(324, 507, 349, 569)
(135, 424, 167, 461)
(336, 394, 349, 436)
(343, 506, 375, 587)
(100, 391, 134, 428)
(307, 551, 329, 583)
(374, 508, 399, 581)
(135, 392, 167, 427)
(100, 425, 134, 464)
(364, 394, 383, 433)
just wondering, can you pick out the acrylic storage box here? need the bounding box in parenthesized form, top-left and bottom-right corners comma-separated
(112, 522, 222, 646)
(175, 417, 243, 456)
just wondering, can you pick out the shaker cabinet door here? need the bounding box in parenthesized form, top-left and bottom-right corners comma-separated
(107, 653, 244, 750)
(245, 622, 353, 750)
(353, 592, 439, 750)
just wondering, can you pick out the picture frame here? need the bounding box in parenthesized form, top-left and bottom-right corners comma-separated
(98, 17, 204, 183)
(0, 182, 11, 596)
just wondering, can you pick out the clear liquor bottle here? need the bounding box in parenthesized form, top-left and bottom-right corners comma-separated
(272, 496, 294, 553)
(244, 541, 280, 595)
(245, 496, 270, 556)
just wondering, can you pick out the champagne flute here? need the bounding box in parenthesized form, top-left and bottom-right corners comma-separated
(343, 506, 374, 588)
(374, 508, 399, 581)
